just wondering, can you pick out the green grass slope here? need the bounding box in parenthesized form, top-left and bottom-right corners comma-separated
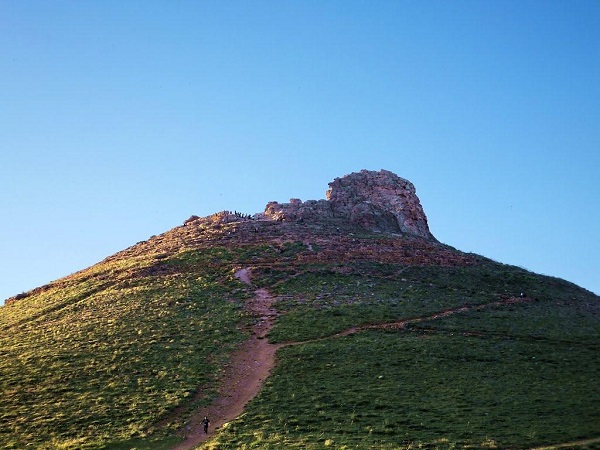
(0, 246, 252, 449)
(208, 264, 599, 449)
(1, 216, 598, 449)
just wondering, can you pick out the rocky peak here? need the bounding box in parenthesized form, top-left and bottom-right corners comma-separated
(262, 169, 435, 240)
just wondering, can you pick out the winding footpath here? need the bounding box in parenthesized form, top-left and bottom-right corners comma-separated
(171, 269, 280, 450)
(171, 269, 597, 450)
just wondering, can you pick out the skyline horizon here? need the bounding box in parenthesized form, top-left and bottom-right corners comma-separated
(2, 1, 598, 302)
(2, 165, 598, 303)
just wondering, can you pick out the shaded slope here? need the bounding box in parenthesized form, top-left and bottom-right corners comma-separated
(202, 257, 599, 449)
(209, 327, 598, 449)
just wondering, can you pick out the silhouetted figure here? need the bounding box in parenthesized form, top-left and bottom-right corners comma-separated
(202, 416, 210, 434)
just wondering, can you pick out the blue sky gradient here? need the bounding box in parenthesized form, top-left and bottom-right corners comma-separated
(1, 1, 599, 303)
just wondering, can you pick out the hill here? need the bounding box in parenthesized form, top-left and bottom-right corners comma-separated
(1, 170, 598, 449)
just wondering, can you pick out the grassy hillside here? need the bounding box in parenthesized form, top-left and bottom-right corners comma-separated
(0, 244, 252, 448)
(1, 217, 598, 449)
(207, 262, 599, 449)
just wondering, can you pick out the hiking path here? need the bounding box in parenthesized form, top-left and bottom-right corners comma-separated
(171, 268, 280, 450)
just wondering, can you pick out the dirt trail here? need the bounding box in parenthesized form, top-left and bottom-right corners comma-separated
(336, 296, 530, 338)
(172, 282, 584, 449)
(171, 269, 280, 450)
(528, 436, 600, 449)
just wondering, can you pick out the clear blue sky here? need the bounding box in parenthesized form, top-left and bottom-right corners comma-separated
(1, 1, 599, 304)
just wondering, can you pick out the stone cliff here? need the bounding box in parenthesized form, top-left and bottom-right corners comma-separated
(261, 169, 435, 240)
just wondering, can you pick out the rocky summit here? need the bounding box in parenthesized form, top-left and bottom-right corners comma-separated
(262, 169, 434, 239)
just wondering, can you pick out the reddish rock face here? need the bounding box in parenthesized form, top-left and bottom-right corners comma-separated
(262, 169, 435, 240)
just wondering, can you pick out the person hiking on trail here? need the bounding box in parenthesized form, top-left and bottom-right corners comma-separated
(202, 416, 210, 434)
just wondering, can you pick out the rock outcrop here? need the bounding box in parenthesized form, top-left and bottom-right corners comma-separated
(261, 169, 435, 240)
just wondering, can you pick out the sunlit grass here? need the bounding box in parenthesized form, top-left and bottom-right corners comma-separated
(0, 247, 250, 449)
